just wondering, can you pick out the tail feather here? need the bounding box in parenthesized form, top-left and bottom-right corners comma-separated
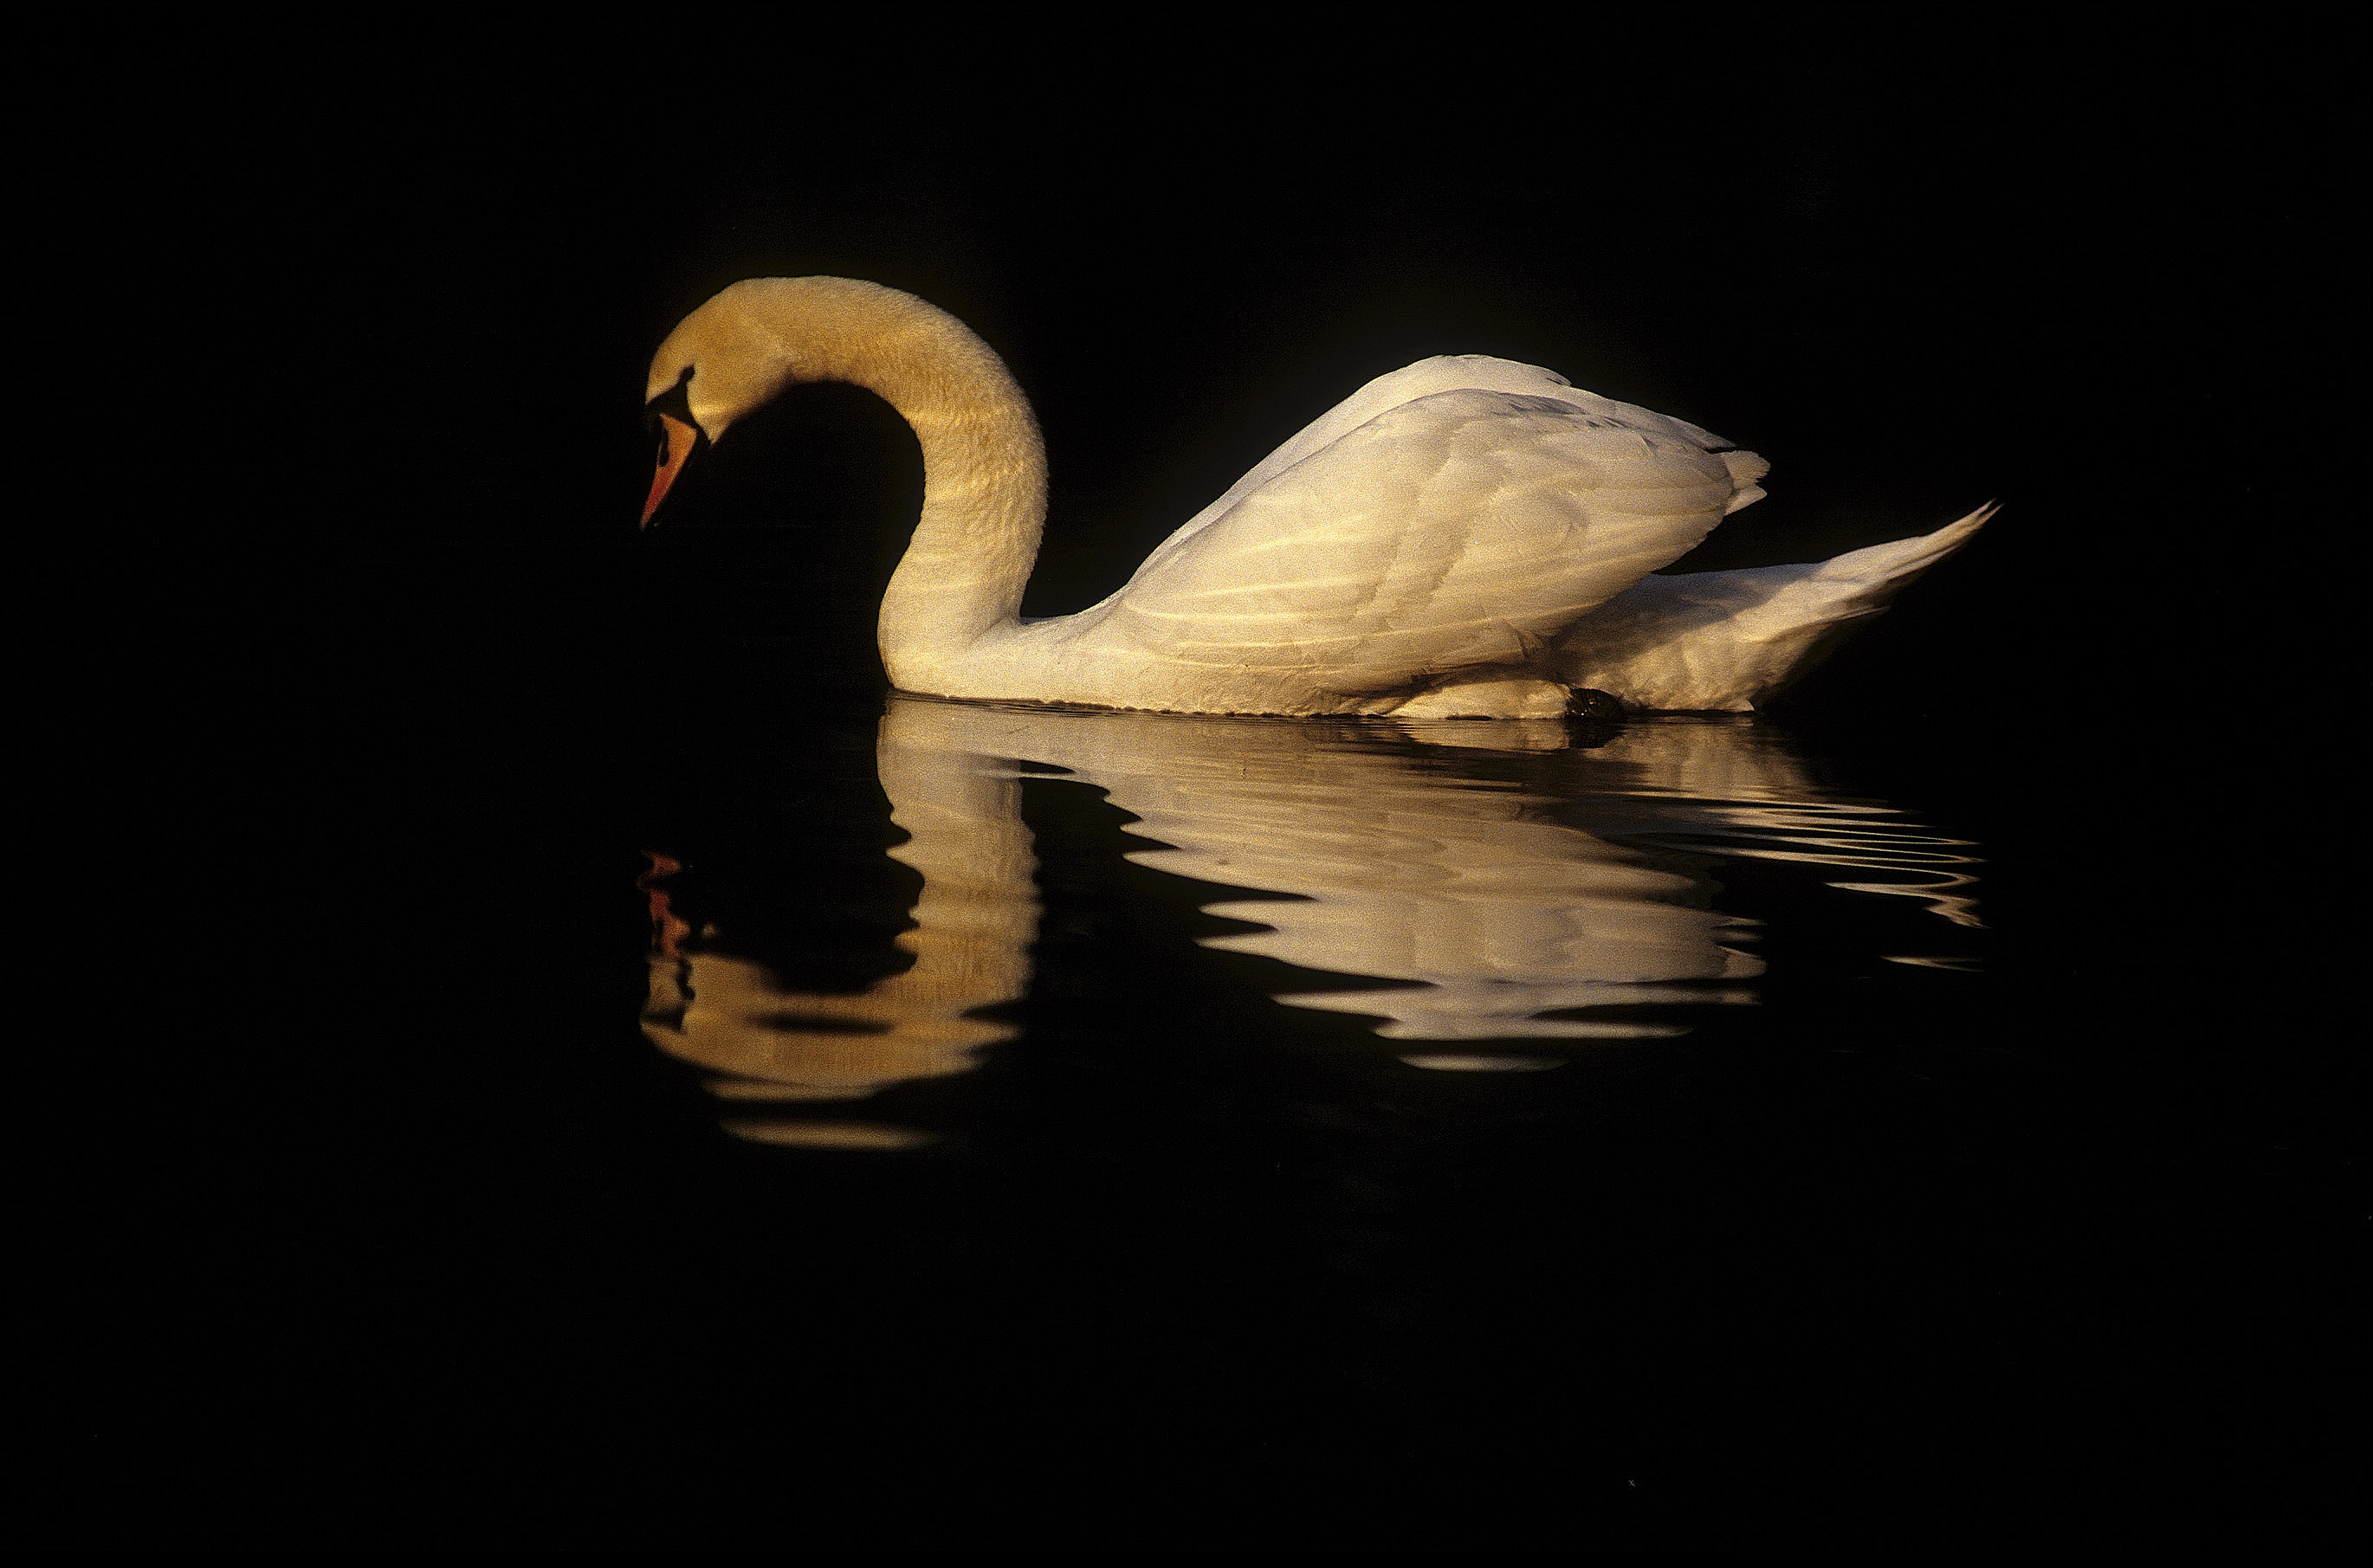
(1807, 502, 1995, 589)
(1553, 504, 1993, 711)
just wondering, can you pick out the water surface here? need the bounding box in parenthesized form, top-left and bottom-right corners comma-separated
(642, 698, 1984, 1148)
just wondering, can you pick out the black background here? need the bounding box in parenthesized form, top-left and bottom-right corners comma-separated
(203, 13, 2346, 755)
(26, 12, 2358, 1552)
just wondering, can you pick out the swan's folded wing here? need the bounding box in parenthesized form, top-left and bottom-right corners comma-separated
(1093, 390, 1758, 694)
(1139, 355, 1761, 563)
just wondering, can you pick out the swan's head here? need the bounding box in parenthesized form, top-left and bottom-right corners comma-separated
(638, 276, 994, 526)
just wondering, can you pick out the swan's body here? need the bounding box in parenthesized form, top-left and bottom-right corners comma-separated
(643, 277, 1985, 716)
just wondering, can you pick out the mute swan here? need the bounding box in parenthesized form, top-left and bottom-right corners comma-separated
(641, 277, 1987, 717)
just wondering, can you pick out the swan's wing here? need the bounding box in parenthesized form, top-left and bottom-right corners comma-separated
(1554, 505, 1993, 710)
(1141, 355, 1763, 564)
(1083, 388, 1767, 695)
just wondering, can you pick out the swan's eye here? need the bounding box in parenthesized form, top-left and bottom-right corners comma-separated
(655, 424, 671, 469)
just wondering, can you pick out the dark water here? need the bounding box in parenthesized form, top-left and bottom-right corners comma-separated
(36, 546, 2350, 1552)
(644, 698, 1984, 1148)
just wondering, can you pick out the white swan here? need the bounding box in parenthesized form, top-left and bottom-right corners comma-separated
(641, 277, 1987, 717)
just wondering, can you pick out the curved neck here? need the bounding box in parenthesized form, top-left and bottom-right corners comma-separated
(862, 332, 1046, 687)
(669, 280, 1048, 689)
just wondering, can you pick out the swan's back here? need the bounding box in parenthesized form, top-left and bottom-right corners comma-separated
(1135, 356, 1765, 565)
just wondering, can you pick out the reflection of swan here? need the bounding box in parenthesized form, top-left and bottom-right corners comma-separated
(640, 278, 1986, 717)
(641, 697, 1982, 1139)
(638, 730, 1037, 1148)
(902, 700, 1764, 1045)
(1559, 719, 1985, 929)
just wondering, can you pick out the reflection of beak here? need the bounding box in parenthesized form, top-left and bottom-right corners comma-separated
(641, 412, 700, 526)
(637, 851, 689, 958)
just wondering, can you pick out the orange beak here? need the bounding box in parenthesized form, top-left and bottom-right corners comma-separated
(641, 411, 701, 526)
